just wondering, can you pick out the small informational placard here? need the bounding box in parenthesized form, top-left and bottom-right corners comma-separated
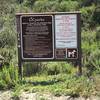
(55, 14, 78, 59)
(20, 15, 54, 60)
(55, 14, 77, 48)
(55, 49, 66, 59)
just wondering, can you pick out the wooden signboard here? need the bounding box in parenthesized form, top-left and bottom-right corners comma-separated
(16, 12, 82, 77)
(16, 12, 81, 62)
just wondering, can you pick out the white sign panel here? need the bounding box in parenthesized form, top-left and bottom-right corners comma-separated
(55, 14, 77, 48)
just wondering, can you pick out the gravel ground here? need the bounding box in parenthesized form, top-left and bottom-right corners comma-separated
(0, 91, 100, 100)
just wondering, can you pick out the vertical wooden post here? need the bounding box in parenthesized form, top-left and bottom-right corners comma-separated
(77, 60, 82, 76)
(16, 15, 23, 80)
(18, 45, 23, 80)
(18, 61, 23, 80)
(77, 12, 82, 76)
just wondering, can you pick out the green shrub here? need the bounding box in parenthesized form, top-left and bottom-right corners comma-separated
(82, 30, 96, 44)
(33, 0, 79, 12)
(53, 88, 62, 97)
(90, 48, 100, 74)
(0, 64, 19, 90)
(82, 30, 99, 75)
(42, 62, 75, 75)
(80, 5, 96, 29)
(0, 80, 7, 90)
(0, 48, 15, 64)
(0, 26, 16, 48)
(60, 1, 79, 11)
(64, 76, 95, 97)
(46, 62, 60, 75)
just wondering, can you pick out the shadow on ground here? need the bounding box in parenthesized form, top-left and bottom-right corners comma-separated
(23, 79, 60, 86)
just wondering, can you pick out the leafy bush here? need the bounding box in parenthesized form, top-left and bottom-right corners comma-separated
(32, 0, 79, 12)
(0, 64, 19, 90)
(0, 47, 17, 65)
(23, 62, 76, 76)
(63, 76, 95, 97)
(82, 29, 100, 75)
(0, 80, 7, 90)
(60, 0, 79, 11)
(80, 5, 96, 29)
(0, 26, 16, 48)
(41, 62, 76, 75)
(90, 48, 100, 74)
(45, 62, 61, 75)
(82, 30, 96, 44)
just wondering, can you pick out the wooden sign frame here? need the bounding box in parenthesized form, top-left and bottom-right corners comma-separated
(16, 12, 82, 78)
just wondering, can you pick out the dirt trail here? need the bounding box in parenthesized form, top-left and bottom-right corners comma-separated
(0, 91, 100, 100)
